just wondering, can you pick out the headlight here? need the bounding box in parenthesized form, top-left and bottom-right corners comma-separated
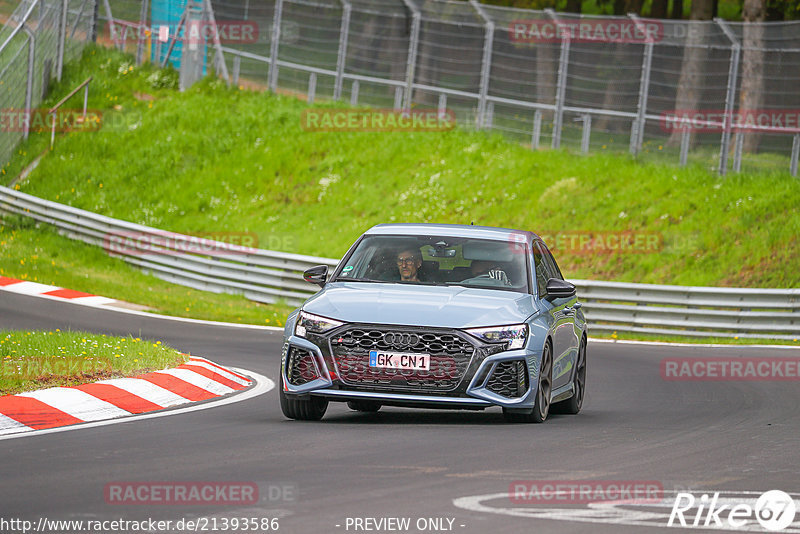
(295, 311, 343, 338)
(465, 324, 527, 350)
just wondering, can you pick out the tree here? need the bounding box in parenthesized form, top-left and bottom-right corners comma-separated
(667, 0, 715, 146)
(739, 0, 767, 152)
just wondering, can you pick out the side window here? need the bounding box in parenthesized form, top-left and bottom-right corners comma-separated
(532, 243, 548, 298)
(540, 243, 564, 281)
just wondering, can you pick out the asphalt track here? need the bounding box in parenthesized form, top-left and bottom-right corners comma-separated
(1, 290, 798, 534)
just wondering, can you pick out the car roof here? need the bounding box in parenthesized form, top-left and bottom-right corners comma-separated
(365, 223, 540, 243)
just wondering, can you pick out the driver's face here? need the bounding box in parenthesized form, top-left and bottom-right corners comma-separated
(397, 252, 421, 281)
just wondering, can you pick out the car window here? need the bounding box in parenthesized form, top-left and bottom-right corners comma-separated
(333, 235, 531, 293)
(532, 242, 548, 298)
(539, 242, 564, 281)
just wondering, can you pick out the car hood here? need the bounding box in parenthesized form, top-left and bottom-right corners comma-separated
(302, 282, 538, 328)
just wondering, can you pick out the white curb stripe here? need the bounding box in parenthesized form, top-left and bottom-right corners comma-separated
(94, 377, 190, 408)
(154, 368, 235, 396)
(0, 369, 271, 441)
(2, 281, 60, 295)
(71, 296, 117, 305)
(0, 414, 33, 433)
(18, 387, 131, 421)
(183, 360, 250, 386)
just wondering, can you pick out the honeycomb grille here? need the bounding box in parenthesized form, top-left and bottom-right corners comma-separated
(486, 360, 528, 398)
(286, 347, 319, 386)
(329, 328, 476, 392)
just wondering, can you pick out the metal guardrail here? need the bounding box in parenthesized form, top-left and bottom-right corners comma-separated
(1, 185, 798, 340)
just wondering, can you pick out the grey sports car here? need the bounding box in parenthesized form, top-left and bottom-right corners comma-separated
(279, 223, 587, 423)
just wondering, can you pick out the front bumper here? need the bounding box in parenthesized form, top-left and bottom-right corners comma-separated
(280, 324, 541, 410)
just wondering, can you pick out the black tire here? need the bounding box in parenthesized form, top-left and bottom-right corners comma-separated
(279, 376, 328, 421)
(552, 336, 586, 415)
(503, 341, 552, 423)
(347, 400, 382, 413)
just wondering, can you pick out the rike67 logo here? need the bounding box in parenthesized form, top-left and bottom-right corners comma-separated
(668, 490, 797, 531)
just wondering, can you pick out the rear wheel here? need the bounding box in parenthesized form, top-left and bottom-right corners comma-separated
(347, 400, 382, 412)
(503, 341, 552, 423)
(552, 336, 586, 415)
(279, 376, 328, 421)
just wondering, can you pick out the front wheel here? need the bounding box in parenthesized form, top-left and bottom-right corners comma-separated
(279, 376, 328, 421)
(503, 341, 552, 423)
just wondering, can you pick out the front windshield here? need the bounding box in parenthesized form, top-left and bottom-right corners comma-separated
(333, 234, 530, 293)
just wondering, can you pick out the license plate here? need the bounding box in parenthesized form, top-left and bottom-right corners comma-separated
(369, 350, 430, 371)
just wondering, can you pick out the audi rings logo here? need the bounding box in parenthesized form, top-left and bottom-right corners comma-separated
(383, 332, 420, 349)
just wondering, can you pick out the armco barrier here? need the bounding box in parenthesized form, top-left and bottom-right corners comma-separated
(1, 186, 798, 340)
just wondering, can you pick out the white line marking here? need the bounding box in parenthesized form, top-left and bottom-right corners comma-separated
(183, 360, 251, 386)
(0, 368, 273, 441)
(17, 387, 131, 421)
(453, 491, 800, 532)
(93, 377, 190, 408)
(154, 368, 235, 395)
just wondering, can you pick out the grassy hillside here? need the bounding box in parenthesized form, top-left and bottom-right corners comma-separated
(5, 45, 798, 290)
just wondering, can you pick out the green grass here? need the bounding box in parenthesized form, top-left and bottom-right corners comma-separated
(1, 44, 799, 345)
(0, 222, 292, 326)
(0, 329, 188, 395)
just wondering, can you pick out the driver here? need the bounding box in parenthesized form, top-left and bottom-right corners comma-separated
(396, 248, 423, 282)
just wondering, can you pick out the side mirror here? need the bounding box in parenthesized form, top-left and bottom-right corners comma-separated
(545, 278, 576, 300)
(303, 265, 328, 288)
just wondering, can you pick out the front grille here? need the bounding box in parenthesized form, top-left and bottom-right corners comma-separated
(329, 327, 476, 392)
(486, 360, 528, 398)
(286, 347, 320, 386)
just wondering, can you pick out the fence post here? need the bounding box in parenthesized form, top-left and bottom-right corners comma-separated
(334, 0, 351, 101)
(532, 109, 542, 149)
(268, 0, 284, 91)
(438, 93, 447, 118)
(23, 28, 35, 142)
(394, 86, 403, 110)
(91, 0, 99, 42)
(716, 18, 740, 177)
(232, 55, 241, 85)
(307, 72, 317, 104)
(56, 0, 68, 81)
(680, 129, 691, 166)
(102, 0, 118, 50)
(791, 135, 799, 177)
(580, 114, 591, 153)
(470, 0, 494, 130)
(350, 80, 359, 106)
(732, 132, 744, 173)
(136, 0, 150, 65)
(629, 13, 653, 156)
(546, 9, 569, 150)
(401, 0, 421, 110)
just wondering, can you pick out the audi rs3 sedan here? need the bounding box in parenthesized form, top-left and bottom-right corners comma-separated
(279, 224, 587, 423)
